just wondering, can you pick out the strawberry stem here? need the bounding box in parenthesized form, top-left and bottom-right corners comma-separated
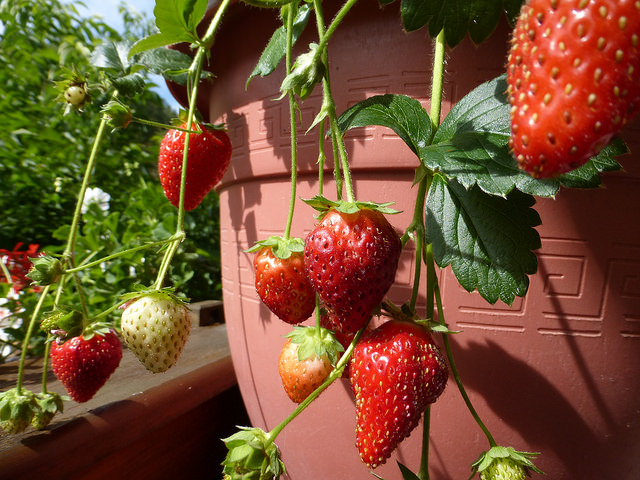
(313, 0, 356, 203)
(433, 278, 497, 448)
(15, 285, 51, 394)
(63, 238, 175, 275)
(284, 6, 299, 240)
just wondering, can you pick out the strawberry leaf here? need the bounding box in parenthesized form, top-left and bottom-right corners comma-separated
(338, 94, 432, 157)
(397, 462, 421, 480)
(397, 0, 524, 46)
(558, 138, 626, 188)
(91, 41, 133, 73)
(426, 174, 540, 305)
(128, 0, 208, 56)
(247, 3, 311, 88)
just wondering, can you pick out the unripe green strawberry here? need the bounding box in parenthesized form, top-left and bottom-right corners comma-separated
(480, 457, 527, 480)
(31, 392, 64, 430)
(0, 389, 37, 434)
(120, 292, 191, 373)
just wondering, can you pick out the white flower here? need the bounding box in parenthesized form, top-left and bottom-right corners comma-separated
(81, 187, 111, 214)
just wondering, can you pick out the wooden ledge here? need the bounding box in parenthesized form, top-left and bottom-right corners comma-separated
(0, 303, 249, 479)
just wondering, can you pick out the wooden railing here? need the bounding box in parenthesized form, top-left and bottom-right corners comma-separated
(0, 301, 249, 479)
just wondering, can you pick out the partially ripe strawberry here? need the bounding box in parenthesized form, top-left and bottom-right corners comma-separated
(304, 206, 401, 334)
(50, 328, 122, 403)
(507, 0, 640, 177)
(253, 245, 315, 324)
(278, 326, 343, 403)
(350, 320, 448, 468)
(120, 292, 191, 373)
(158, 123, 232, 210)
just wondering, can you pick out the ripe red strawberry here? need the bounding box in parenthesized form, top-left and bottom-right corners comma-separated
(253, 245, 315, 324)
(50, 328, 122, 403)
(158, 123, 232, 210)
(304, 206, 401, 334)
(277, 326, 342, 403)
(349, 320, 448, 469)
(507, 0, 640, 177)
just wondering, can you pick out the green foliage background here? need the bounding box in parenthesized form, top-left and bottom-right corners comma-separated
(0, 0, 222, 359)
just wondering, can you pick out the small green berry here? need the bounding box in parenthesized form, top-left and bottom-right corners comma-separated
(480, 457, 527, 480)
(64, 85, 86, 106)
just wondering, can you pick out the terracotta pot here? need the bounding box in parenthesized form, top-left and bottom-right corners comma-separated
(171, 2, 640, 479)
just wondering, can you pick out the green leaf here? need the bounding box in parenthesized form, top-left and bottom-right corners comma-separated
(128, 32, 191, 57)
(397, 462, 421, 480)
(247, 3, 311, 88)
(129, 0, 208, 56)
(134, 47, 195, 76)
(426, 174, 541, 305)
(110, 72, 146, 97)
(338, 94, 432, 157)
(90, 41, 133, 73)
(402, 0, 525, 46)
(558, 138, 626, 188)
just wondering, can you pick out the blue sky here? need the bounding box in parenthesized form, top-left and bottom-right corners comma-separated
(73, 0, 181, 110)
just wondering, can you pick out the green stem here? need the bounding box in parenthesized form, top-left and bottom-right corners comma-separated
(92, 298, 131, 321)
(314, 0, 354, 203)
(0, 257, 12, 285)
(416, 28, 447, 480)
(153, 0, 231, 288)
(429, 30, 446, 133)
(63, 108, 111, 260)
(41, 341, 52, 394)
(419, 406, 432, 480)
(315, 0, 360, 56)
(284, 6, 298, 240)
(15, 285, 51, 393)
(131, 117, 199, 133)
(434, 281, 497, 447)
(63, 238, 176, 275)
(408, 177, 429, 311)
(317, 119, 326, 196)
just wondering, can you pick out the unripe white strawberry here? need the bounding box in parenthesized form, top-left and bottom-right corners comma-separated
(120, 292, 191, 373)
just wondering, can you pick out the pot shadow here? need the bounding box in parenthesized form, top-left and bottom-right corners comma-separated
(449, 338, 616, 479)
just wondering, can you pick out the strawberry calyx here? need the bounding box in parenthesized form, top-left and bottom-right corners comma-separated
(0, 388, 38, 434)
(120, 286, 188, 307)
(26, 254, 63, 286)
(31, 392, 64, 430)
(285, 325, 344, 367)
(382, 301, 461, 335)
(246, 236, 305, 260)
(303, 195, 399, 219)
(221, 426, 285, 480)
(81, 321, 116, 341)
(470, 446, 543, 480)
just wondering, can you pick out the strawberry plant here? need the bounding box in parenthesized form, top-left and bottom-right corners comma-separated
(0, 0, 637, 479)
